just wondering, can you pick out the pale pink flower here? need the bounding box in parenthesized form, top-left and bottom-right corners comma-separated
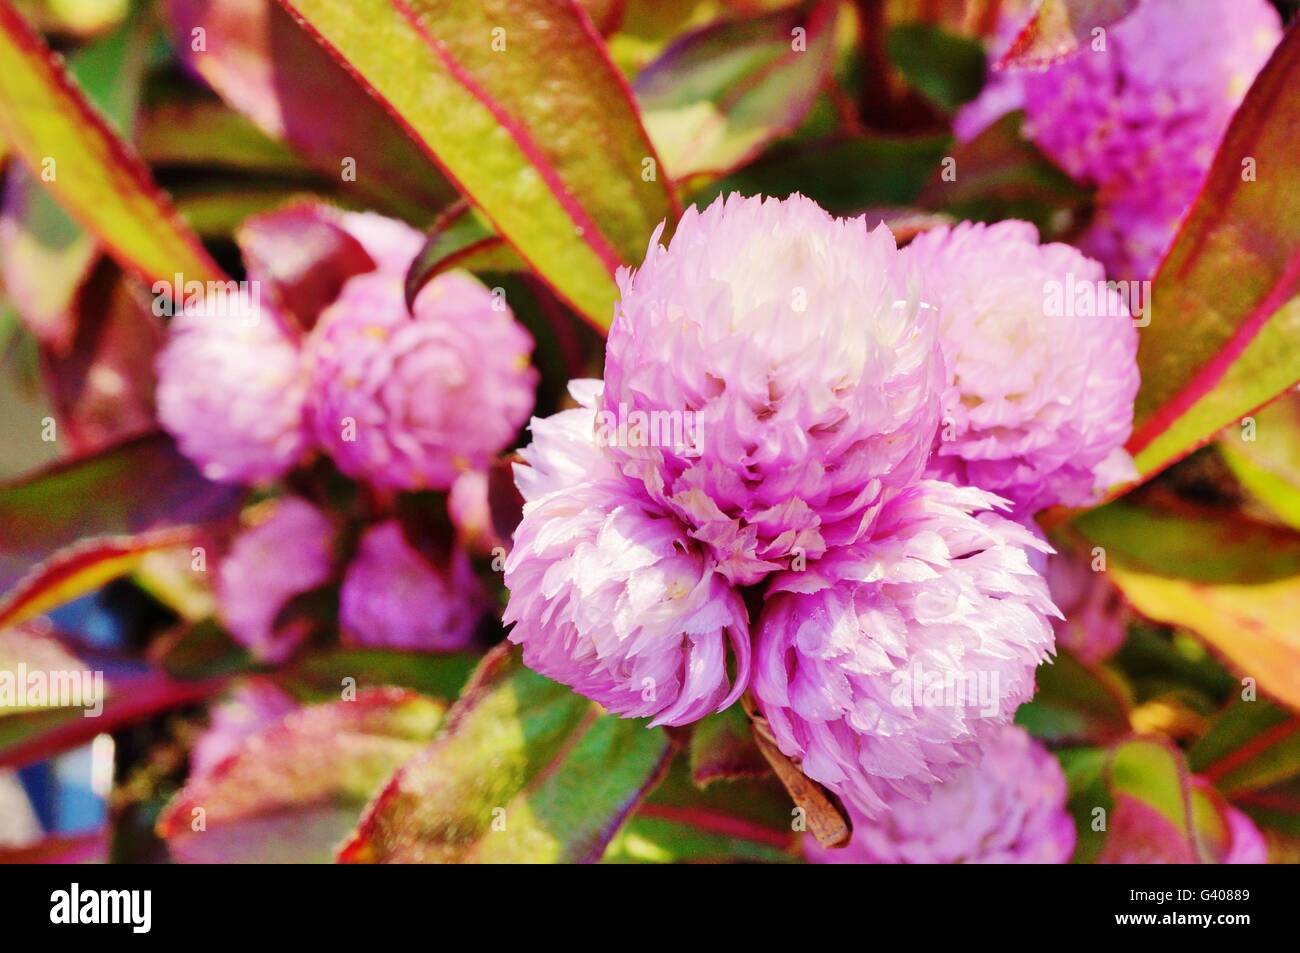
(904, 220, 1139, 513)
(216, 498, 335, 663)
(752, 480, 1058, 818)
(601, 193, 945, 584)
(806, 725, 1075, 864)
(306, 270, 537, 491)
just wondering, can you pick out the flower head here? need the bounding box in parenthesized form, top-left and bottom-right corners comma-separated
(216, 498, 335, 663)
(340, 520, 484, 651)
(156, 307, 311, 484)
(1045, 548, 1127, 664)
(306, 270, 537, 490)
(601, 193, 945, 584)
(904, 220, 1139, 512)
(752, 480, 1058, 817)
(1020, 0, 1282, 278)
(806, 725, 1074, 863)
(503, 385, 749, 727)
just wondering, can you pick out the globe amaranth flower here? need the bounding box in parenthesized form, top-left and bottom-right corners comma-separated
(903, 220, 1139, 513)
(806, 725, 1075, 864)
(216, 497, 335, 663)
(503, 383, 750, 728)
(306, 269, 537, 490)
(1020, 0, 1282, 279)
(752, 480, 1058, 818)
(1044, 548, 1127, 664)
(601, 192, 946, 585)
(340, 520, 484, 651)
(156, 305, 311, 484)
(190, 680, 297, 777)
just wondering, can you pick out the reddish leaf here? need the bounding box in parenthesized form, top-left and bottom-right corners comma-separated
(689, 704, 768, 786)
(0, 433, 243, 597)
(404, 201, 522, 310)
(275, 0, 679, 330)
(996, 0, 1140, 70)
(158, 688, 446, 863)
(1127, 24, 1300, 482)
(0, 1, 223, 285)
(40, 265, 163, 453)
(235, 201, 376, 332)
(165, 0, 458, 222)
(340, 646, 673, 863)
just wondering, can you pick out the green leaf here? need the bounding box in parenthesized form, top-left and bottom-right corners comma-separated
(1190, 700, 1300, 797)
(165, 0, 457, 222)
(0, 5, 149, 352)
(1016, 650, 1132, 746)
(275, 0, 679, 330)
(0, 433, 242, 603)
(404, 202, 524, 310)
(0, 1, 223, 285)
(1072, 498, 1300, 584)
(339, 647, 672, 863)
(696, 134, 952, 214)
(689, 703, 768, 786)
(604, 759, 796, 863)
(917, 112, 1087, 237)
(157, 688, 446, 863)
(887, 23, 986, 113)
(635, 3, 837, 183)
(1219, 392, 1300, 531)
(138, 98, 306, 174)
(1127, 25, 1300, 482)
(1071, 498, 1300, 709)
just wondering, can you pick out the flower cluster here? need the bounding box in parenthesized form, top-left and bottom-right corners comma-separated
(804, 726, 1076, 864)
(958, 0, 1282, 281)
(158, 206, 537, 660)
(504, 193, 1140, 823)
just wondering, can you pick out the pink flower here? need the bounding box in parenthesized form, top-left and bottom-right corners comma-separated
(752, 480, 1058, 818)
(156, 308, 311, 484)
(806, 725, 1075, 864)
(1223, 805, 1268, 865)
(504, 388, 750, 727)
(1045, 548, 1127, 664)
(306, 270, 537, 491)
(216, 498, 335, 663)
(190, 680, 297, 777)
(340, 520, 484, 652)
(601, 193, 945, 584)
(1020, 0, 1282, 279)
(904, 220, 1139, 513)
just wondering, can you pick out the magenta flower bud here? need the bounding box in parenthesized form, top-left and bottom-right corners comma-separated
(1020, 0, 1282, 278)
(190, 680, 297, 777)
(216, 498, 335, 663)
(305, 270, 537, 491)
(752, 480, 1058, 818)
(156, 308, 311, 485)
(805, 725, 1075, 864)
(340, 520, 484, 652)
(601, 193, 946, 584)
(1045, 548, 1127, 664)
(904, 220, 1139, 513)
